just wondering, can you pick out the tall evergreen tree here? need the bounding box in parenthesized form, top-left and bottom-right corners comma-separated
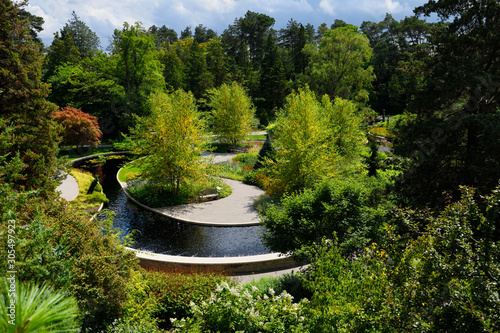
(394, 0, 500, 207)
(0, 0, 61, 193)
(60, 11, 100, 58)
(259, 34, 287, 121)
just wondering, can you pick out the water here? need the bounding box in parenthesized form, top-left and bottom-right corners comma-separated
(78, 157, 271, 257)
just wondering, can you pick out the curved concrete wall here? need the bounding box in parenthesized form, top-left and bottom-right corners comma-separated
(127, 248, 298, 274)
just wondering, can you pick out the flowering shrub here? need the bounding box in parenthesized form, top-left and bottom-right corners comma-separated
(172, 282, 307, 332)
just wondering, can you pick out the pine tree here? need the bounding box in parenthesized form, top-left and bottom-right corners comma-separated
(0, 0, 61, 193)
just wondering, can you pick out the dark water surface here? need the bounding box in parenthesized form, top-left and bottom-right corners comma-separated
(79, 157, 270, 257)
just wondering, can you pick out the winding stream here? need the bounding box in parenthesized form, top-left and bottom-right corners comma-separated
(80, 157, 271, 257)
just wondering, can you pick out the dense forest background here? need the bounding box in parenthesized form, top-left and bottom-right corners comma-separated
(1, 0, 500, 331)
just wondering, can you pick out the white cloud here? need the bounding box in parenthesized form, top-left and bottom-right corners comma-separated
(25, 0, 427, 47)
(319, 0, 336, 16)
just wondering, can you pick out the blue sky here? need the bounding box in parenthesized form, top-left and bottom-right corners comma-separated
(26, 0, 432, 47)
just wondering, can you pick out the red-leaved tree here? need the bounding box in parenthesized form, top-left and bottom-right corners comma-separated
(53, 106, 102, 147)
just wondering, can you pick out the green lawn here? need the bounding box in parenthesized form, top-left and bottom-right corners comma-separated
(118, 163, 143, 182)
(58, 146, 114, 160)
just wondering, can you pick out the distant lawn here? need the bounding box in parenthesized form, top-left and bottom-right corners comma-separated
(247, 134, 266, 140)
(58, 146, 114, 160)
(118, 163, 143, 182)
(69, 168, 108, 217)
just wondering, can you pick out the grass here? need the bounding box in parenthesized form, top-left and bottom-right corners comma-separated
(247, 134, 266, 140)
(68, 168, 108, 217)
(369, 126, 395, 139)
(118, 162, 143, 182)
(58, 146, 114, 160)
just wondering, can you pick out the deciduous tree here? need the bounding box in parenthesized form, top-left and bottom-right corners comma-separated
(52, 106, 102, 147)
(302, 25, 374, 106)
(126, 90, 209, 195)
(207, 81, 255, 146)
(268, 87, 366, 193)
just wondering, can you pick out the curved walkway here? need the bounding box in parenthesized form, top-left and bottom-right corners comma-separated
(119, 151, 266, 226)
(120, 177, 265, 226)
(157, 178, 264, 226)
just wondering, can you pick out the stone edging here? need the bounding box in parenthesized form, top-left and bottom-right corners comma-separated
(71, 151, 131, 165)
(126, 247, 299, 275)
(86, 154, 299, 274)
(116, 165, 260, 227)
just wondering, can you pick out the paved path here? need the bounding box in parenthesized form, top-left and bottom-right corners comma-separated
(120, 151, 266, 226)
(56, 172, 79, 201)
(155, 178, 264, 226)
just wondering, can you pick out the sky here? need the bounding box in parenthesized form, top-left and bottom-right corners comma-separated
(25, 0, 433, 48)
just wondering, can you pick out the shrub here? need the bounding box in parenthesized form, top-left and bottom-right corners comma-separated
(85, 191, 108, 204)
(172, 282, 307, 332)
(101, 318, 159, 333)
(261, 177, 390, 258)
(126, 178, 231, 208)
(53, 106, 102, 147)
(144, 268, 229, 329)
(0, 192, 140, 331)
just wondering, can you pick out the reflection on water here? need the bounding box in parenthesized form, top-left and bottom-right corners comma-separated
(86, 158, 270, 257)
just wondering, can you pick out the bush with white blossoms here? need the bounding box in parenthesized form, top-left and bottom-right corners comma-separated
(171, 282, 307, 332)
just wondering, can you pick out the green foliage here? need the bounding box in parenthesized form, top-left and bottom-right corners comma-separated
(254, 133, 275, 169)
(60, 11, 100, 58)
(126, 177, 230, 208)
(207, 81, 256, 146)
(0, 0, 62, 193)
(262, 177, 390, 258)
(100, 318, 159, 333)
(382, 186, 500, 331)
(302, 25, 374, 107)
(46, 61, 125, 128)
(300, 185, 500, 332)
(267, 87, 367, 193)
(172, 281, 307, 332)
(0, 278, 80, 332)
(302, 241, 398, 333)
(111, 22, 165, 117)
(241, 273, 311, 302)
(0, 191, 139, 331)
(144, 269, 229, 329)
(125, 89, 209, 195)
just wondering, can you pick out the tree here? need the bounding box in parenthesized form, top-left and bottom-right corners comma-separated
(194, 24, 216, 43)
(259, 34, 287, 122)
(207, 81, 255, 146)
(221, 10, 275, 69)
(18, 8, 44, 48)
(267, 87, 365, 193)
(186, 39, 213, 98)
(110, 22, 165, 116)
(126, 90, 209, 195)
(52, 106, 102, 147)
(206, 37, 229, 87)
(60, 11, 100, 58)
(43, 32, 82, 80)
(47, 60, 125, 124)
(302, 25, 374, 106)
(393, 0, 500, 207)
(0, 0, 61, 193)
(148, 24, 177, 48)
(180, 26, 192, 39)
